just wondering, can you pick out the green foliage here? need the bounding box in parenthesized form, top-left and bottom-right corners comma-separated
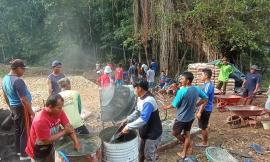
(0, 0, 134, 66)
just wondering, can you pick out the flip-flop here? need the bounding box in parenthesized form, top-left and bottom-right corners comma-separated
(243, 158, 253, 162)
(250, 143, 265, 155)
(195, 143, 208, 147)
(177, 152, 186, 159)
(177, 155, 198, 162)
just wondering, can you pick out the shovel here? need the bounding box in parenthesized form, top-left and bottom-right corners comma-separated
(109, 123, 126, 143)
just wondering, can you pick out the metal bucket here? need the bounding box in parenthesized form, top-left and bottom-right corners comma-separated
(99, 126, 139, 162)
(55, 135, 101, 162)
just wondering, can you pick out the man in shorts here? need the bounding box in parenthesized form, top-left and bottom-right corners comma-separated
(162, 72, 208, 159)
(215, 56, 234, 94)
(196, 68, 214, 147)
(242, 65, 262, 105)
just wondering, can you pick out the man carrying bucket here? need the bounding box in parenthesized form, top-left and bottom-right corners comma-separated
(121, 80, 162, 162)
(25, 94, 80, 162)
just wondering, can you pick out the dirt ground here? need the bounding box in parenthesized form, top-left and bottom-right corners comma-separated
(1, 74, 270, 162)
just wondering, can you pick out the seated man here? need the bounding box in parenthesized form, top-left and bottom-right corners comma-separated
(25, 94, 80, 162)
(58, 78, 89, 134)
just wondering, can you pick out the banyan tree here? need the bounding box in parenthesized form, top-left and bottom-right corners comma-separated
(133, 0, 218, 76)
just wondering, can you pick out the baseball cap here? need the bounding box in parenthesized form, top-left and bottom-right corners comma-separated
(51, 60, 62, 67)
(250, 65, 259, 70)
(10, 59, 28, 69)
(104, 66, 112, 73)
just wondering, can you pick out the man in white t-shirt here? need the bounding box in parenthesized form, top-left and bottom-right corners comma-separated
(147, 66, 155, 89)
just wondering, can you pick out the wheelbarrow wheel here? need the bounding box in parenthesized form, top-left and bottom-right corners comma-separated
(226, 115, 242, 129)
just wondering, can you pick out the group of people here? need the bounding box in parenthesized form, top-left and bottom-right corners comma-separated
(2, 57, 269, 162)
(96, 59, 159, 90)
(215, 56, 262, 105)
(2, 59, 88, 161)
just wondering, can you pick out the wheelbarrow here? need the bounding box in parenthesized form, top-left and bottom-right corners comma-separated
(215, 95, 243, 112)
(226, 105, 264, 128)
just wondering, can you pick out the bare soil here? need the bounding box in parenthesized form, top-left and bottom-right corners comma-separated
(1, 73, 270, 162)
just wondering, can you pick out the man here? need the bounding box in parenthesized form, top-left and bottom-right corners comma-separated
(150, 59, 158, 74)
(128, 61, 137, 84)
(242, 65, 262, 105)
(146, 66, 155, 90)
(2, 59, 35, 160)
(115, 63, 124, 87)
(58, 78, 89, 134)
(121, 80, 162, 162)
(47, 60, 65, 96)
(196, 68, 214, 147)
(97, 65, 113, 88)
(162, 72, 208, 159)
(215, 56, 234, 94)
(25, 94, 80, 162)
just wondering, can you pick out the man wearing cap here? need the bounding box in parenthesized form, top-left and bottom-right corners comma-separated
(121, 80, 162, 162)
(96, 65, 113, 88)
(47, 60, 65, 96)
(2, 59, 35, 160)
(242, 65, 262, 105)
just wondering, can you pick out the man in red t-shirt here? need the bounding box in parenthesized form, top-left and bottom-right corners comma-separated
(96, 66, 112, 88)
(25, 94, 80, 162)
(115, 63, 124, 87)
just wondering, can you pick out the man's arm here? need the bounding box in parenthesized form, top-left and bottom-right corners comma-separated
(242, 79, 246, 88)
(47, 78, 52, 96)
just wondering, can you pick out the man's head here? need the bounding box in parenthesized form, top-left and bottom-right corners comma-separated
(133, 80, 148, 97)
(161, 70, 165, 75)
(10, 59, 27, 77)
(221, 56, 229, 65)
(119, 63, 122, 68)
(201, 68, 212, 82)
(58, 78, 71, 91)
(250, 65, 258, 74)
(45, 94, 64, 116)
(51, 60, 62, 74)
(180, 71, 194, 86)
(104, 65, 112, 74)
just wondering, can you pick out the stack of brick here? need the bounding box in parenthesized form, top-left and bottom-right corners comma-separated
(187, 63, 235, 93)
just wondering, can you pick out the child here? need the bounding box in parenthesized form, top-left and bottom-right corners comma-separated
(215, 56, 234, 94)
(162, 72, 208, 159)
(159, 70, 166, 89)
(196, 68, 214, 147)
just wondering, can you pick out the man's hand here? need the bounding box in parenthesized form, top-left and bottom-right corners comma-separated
(120, 119, 128, 127)
(121, 126, 129, 134)
(196, 112, 202, 120)
(74, 141, 81, 151)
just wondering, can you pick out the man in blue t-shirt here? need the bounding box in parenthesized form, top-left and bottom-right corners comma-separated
(242, 65, 262, 105)
(196, 68, 214, 147)
(2, 59, 34, 160)
(162, 72, 208, 159)
(150, 59, 158, 73)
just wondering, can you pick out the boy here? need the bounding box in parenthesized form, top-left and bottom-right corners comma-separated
(159, 71, 166, 89)
(121, 80, 162, 162)
(196, 69, 214, 147)
(215, 56, 234, 94)
(162, 72, 208, 158)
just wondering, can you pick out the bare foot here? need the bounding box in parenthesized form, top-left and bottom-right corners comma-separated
(177, 152, 186, 159)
